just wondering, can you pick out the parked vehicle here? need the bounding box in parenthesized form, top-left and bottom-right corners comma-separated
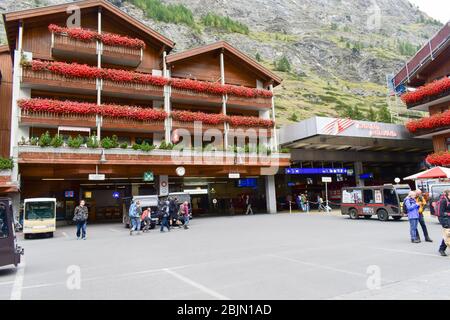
(0, 198, 24, 267)
(429, 183, 450, 217)
(341, 184, 411, 221)
(159, 192, 193, 219)
(23, 198, 57, 239)
(123, 195, 159, 228)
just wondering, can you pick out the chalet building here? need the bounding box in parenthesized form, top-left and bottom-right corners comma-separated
(0, 0, 289, 221)
(394, 21, 450, 166)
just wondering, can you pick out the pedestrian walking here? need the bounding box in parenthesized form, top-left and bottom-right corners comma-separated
(300, 193, 306, 211)
(180, 201, 190, 229)
(404, 191, 420, 243)
(129, 200, 142, 235)
(73, 200, 88, 240)
(318, 196, 326, 212)
(436, 190, 450, 256)
(245, 195, 253, 215)
(141, 208, 152, 232)
(415, 189, 432, 242)
(160, 200, 171, 232)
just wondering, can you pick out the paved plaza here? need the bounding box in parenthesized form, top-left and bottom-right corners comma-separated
(1, 211, 449, 300)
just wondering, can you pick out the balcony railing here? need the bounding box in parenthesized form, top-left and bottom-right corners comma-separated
(170, 87, 223, 105)
(226, 95, 272, 108)
(102, 79, 164, 99)
(21, 68, 97, 93)
(17, 145, 290, 167)
(52, 33, 142, 67)
(20, 109, 165, 132)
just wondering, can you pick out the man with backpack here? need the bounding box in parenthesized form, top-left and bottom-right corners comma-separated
(415, 189, 432, 242)
(129, 200, 142, 236)
(160, 199, 171, 233)
(404, 191, 420, 243)
(436, 190, 450, 256)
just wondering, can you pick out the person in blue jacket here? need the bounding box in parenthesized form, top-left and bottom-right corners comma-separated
(404, 191, 420, 243)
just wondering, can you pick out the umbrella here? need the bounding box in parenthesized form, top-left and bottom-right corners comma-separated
(404, 167, 450, 180)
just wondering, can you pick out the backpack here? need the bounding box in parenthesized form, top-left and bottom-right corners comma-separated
(402, 199, 408, 215)
(432, 195, 449, 217)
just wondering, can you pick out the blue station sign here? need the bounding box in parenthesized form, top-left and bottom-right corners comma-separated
(285, 168, 348, 175)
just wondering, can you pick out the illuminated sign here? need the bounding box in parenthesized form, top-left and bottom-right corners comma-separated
(285, 168, 347, 175)
(112, 191, 120, 199)
(359, 173, 374, 179)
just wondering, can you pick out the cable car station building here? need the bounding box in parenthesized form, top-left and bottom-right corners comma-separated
(278, 116, 433, 205)
(0, 0, 290, 221)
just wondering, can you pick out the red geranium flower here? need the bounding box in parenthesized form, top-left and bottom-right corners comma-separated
(171, 110, 228, 125)
(401, 77, 450, 106)
(17, 98, 167, 122)
(406, 109, 450, 133)
(426, 152, 450, 167)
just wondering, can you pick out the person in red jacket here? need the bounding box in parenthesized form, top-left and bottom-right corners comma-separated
(180, 201, 190, 230)
(141, 208, 151, 233)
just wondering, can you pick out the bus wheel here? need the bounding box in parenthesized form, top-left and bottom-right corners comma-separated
(364, 215, 372, 219)
(349, 209, 358, 219)
(24, 234, 30, 240)
(377, 209, 389, 221)
(392, 216, 402, 221)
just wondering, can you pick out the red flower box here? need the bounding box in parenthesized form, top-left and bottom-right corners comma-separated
(23, 60, 169, 86)
(426, 152, 450, 166)
(24, 59, 273, 99)
(49, 24, 146, 49)
(228, 115, 274, 128)
(406, 109, 450, 133)
(18, 98, 167, 122)
(171, 110, 227, 125)
(401, 77, 450, 106)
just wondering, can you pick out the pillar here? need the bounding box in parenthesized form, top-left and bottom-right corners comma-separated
(355, 161, 364, 187)
(265, 175, 277, 214)
(153, 100, 164, 145)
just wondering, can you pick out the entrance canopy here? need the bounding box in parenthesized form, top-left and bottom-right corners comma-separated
(279, 116, 433, 164)
(404, 166, 450, 180)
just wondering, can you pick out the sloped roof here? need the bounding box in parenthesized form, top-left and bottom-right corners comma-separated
(2, 0, 175, 52)
(166, 41, 283, 86)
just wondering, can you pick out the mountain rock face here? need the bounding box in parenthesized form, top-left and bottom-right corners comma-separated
(0, 0, 442, 123)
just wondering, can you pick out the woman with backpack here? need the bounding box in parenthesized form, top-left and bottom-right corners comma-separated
(404, 191, 420, 243)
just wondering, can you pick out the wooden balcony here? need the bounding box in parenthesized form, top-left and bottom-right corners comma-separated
(171, 120, 225, 134)
(22, 68, 97, 94)
(21, 68, 164, 100)
(226, 95, 272, 109)
(170, 87, 272, 109)
(20, 110, 165, 132)
(17, 146, 290, 168)
(102, 79, 164, 100)
(52, 33, 142, 67)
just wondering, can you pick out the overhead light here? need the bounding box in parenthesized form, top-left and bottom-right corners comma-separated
(42, 178, 64, 181)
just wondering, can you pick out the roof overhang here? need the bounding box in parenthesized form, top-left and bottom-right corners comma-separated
(166, 41, 283, 87)
(2, 0, 175, 53)
(279, 116, 433, 154)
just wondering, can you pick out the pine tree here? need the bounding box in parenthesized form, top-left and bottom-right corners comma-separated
(367, 107, 377, 122)
(274, 56, 291, 72)
(377, 105, 392, 123)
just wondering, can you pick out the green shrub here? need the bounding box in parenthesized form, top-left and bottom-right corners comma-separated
(0, 157, 13, 170)
(30, 137, 39, 146)
(100, 136, 119, 149)
(132, 143, 142, 150)
(120, 142, 128, 149)
(67, 135, 84, 148)
(140, 142, 155, 152)
(38, 131, 52, 147)
(158, 141, 173, 150)
(86, 135, 99, 148)
(280, 148, 290, 153)
(50, 134, 64, 148)
(288, 112, 298, 122)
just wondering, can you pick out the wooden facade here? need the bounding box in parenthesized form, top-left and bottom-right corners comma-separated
(0, 0, 287, 196)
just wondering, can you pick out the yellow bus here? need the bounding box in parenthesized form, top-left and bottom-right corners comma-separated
(23, 198, 57, 239)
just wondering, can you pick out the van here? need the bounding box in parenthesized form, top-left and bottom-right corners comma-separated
(23, 198, 57, 239)
(341, 184, 411, 221)
(123, 195, 159, 228)
(429, 183, 450, 216)
(0, 198, 24, 267)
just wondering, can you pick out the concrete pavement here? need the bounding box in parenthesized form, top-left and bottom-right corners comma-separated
(0, 211, 449, 300)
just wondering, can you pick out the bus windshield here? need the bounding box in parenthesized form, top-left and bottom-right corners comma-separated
(25, 202, 55, 220)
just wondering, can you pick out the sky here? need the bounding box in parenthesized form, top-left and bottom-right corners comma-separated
(408, 0, 449, 23)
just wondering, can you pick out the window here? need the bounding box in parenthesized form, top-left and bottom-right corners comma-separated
(384, 188, 398, 206)
(135, 137, 152, 145)
(25, 201, 55, 220)
(0, 204, 8, 239)
(363, 189, 374, 204)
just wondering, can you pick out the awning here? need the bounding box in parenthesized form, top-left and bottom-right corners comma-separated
(404, 166, 450, 180)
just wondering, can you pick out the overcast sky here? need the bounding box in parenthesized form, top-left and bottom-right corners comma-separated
(408, 0, 449, 23)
